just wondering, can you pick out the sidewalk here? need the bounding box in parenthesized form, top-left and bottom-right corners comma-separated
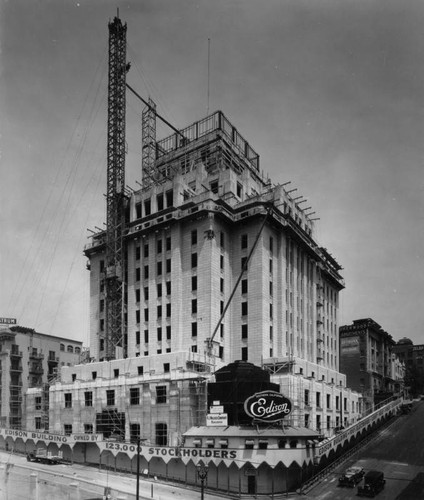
(0, 450, 232, 500)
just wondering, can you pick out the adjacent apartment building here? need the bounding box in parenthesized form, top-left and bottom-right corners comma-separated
(0, 322, 82, 429)
(339, 318, 405, 411)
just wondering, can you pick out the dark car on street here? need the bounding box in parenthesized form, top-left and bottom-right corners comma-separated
(357, 470, 385, 497)
(338, 466, 365, 487)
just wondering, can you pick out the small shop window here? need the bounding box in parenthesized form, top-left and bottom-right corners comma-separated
(206, 439, 215, 449)
(258, 440, 268, 450)
(245, 439, 255, 450)
(219, 439, 228, 449)
(193, 439, 202, 448)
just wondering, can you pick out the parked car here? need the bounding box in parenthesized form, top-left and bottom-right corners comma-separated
(338, 466, 365, 487)
(357, 470, 385, 497)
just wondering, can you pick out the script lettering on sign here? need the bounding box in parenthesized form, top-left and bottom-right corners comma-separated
(244, 391, 292, 423)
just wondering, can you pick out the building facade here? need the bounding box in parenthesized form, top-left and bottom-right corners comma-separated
(339, 318, 403, 410)
(0, 324, 82, 430)
(392, 338, 424, 397)
(84, 111, 344, 373)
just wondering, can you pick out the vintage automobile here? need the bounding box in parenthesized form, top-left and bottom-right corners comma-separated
(357, 470, 386, 497)
(338, 466, 365, 487)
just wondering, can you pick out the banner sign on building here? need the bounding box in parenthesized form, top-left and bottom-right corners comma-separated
(206, 414, 228, 426)
(0, 428, 103, 444)
(244, 390, 292, 423)
(0, 318, 17, 325)
(340, 336, 360, 354)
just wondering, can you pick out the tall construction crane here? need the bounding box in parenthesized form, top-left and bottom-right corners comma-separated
(104, 16, 129, 360)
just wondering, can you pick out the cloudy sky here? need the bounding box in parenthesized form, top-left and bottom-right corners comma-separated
(1, 0, 423, 346)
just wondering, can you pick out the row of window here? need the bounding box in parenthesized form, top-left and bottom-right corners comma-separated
(64, 385, 168, 409)
(59, 344, 81, 354)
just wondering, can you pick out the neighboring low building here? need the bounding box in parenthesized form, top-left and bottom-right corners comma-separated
(392, 338, 424, 397)
(0, 323, 82, 430)
(339, 318, 403, 411)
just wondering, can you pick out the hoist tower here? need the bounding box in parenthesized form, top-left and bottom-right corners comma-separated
(104, 16, 128, 360)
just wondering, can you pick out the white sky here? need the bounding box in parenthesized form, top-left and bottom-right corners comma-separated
(1, 0, 423, 346)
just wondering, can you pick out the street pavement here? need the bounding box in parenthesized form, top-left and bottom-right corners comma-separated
(0, 450, 229, 500)
(299, 399, 424, 500)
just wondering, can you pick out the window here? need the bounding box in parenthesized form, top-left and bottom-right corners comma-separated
(92, 371, 97, 380)
(144, 265, 149, 279)
(326, 394, 331, 409)
(258, 440, 268, 450)
(245, 439, 254, 450)
(166, 325, 171, 340)
(166, 190, 173, 208)
(269, 281, 273, 296)
(130, 388, 140, 405)
(157, 305, 162, 318)
(144, 287, 149, 301)
(136, 331, 140, 344)
(157, 283, 162, 298)
(241, 234, 248, 249)
(220, 278, 224, 293)
(191, 253, 198, 268)
(166, 259, 171, 273)
(100, 319, 104, 331)
(241, 347, 248, 361)
(304, 389, 310, 406)
(241, 302, 248, 316)
(114, 369, 119, 378)
(166, 236, 171, 252)
(156, 386, 167, 404)
(210, 180, 218, 194)
(220, 300, 224, 314)
(241, 279, 248, 294)
(135, 245, 141, 260)
(106, 390, 115, 406)
(220, 255, 224, 270)
(130, 423, 140, 443)
(164, 363, 170, 373)
(138, 366, 144, 376)
(60, 343, 65, 351)
(236, 182, 242, 198)
(191, 276, 197, 291)
(316, 392, 321, 408)
(67, 345, 74, 353)
(270, 303, 273, 319)
(157, 193, 164, 211)
(144, 330, 149, 343)
(192, 299, 197, 314)
(191, 345, 198, 353)
(144, 198, 151, 216)
(64, 393, 72, 409)
(144, 244, 149, 258)
(220, 232, 224, 248)
(136, 289, 141, 302)
(157, 261, 162, 276)
(144, 309, 149, 321)
(136, 268, 141, 281)
(242, 324, 248, 339)
(157, 239, 162, 254)
(241, 257, 247, 271)
(84, 391, 93, 407)
(191, 230, 197, 245)
(136, 310, 141, 323)
(64, 424, 72, 436)
(166, 303, 171, 317)
(84, 424, 93, 434)
(157, 327, 162, 342)
(166, 281, 171, 295)
(192, 322, 197, 337)
(155, 423, 167, 446)
(35, 417, 42, 430)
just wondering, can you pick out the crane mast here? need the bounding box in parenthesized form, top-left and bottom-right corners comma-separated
(104, 16, 128, 360)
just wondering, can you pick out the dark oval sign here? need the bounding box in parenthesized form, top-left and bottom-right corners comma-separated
(244, 390, 292, 423)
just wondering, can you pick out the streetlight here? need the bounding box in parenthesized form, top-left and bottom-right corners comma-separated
(196, 462, 209, 500)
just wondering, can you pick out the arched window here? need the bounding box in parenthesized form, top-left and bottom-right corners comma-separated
(67, 345, 74, 353)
